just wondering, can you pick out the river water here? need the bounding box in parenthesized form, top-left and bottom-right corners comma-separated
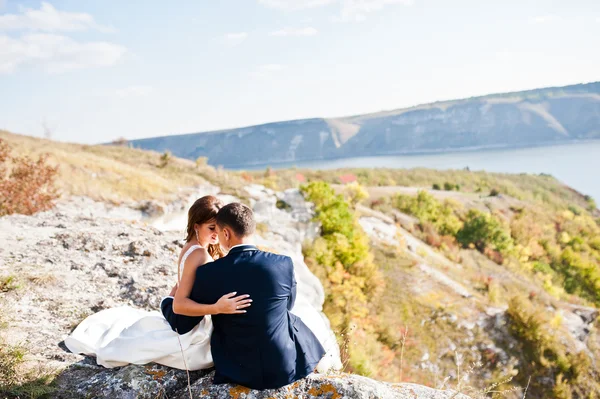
(243, 141, 600, 201)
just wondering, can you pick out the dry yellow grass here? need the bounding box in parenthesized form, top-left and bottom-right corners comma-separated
(0, 130, 212, 203)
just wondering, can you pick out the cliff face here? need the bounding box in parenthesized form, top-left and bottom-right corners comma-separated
(128, 82, 600, 167)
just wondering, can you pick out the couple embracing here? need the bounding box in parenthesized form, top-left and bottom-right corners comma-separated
(65, 196, 327, 390)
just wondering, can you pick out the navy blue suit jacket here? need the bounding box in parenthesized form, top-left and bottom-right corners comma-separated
(162, 244, 325, 390)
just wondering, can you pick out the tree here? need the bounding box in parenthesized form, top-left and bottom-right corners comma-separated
(457, 209, 513, 254)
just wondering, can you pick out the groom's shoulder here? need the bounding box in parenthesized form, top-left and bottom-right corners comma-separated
(254, 249, 293, 267)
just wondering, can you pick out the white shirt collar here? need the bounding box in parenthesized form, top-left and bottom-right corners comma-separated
(229, 243, 255, 251)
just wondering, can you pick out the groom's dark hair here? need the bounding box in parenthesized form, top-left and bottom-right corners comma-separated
(216, 202, 256, 237)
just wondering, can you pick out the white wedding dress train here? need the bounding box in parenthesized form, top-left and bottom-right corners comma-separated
(65, 245, 214, 370)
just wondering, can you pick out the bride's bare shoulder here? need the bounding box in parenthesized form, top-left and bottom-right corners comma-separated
(184, 246, 213, 269)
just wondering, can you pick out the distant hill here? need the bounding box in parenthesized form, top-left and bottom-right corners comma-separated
(128, 82, 600, 168)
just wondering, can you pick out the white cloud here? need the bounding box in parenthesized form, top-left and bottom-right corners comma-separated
(224, 32, 248, 45)
(0, 2, 114, 32)
(270, 27, 318, 36)
(259, 0, 413, 21)
(531, 15, 562, 24)
(339, 0, 414, 21)
(115, 86, 154, 98)
(0, 33, 126, 74)
(258, 0, 335, 10)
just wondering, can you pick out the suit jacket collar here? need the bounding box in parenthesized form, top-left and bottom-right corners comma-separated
(227, 244, 258, 255)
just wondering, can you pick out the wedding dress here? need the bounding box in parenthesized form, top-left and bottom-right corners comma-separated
(64, 245, 214, 370)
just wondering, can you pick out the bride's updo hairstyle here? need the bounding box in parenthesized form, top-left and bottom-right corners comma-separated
(185, 195, 224, 260)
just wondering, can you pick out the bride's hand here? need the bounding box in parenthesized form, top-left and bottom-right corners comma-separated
(169, 283, 178, 297)
(216, 292, 252, 314)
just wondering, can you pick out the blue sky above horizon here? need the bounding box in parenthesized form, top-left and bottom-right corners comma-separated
(1, 0, 599, 144)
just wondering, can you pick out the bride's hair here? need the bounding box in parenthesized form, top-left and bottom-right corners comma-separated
(185, 195, 224, 259)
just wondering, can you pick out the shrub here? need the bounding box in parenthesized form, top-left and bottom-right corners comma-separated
(301, 182, 384, 373)
(443, 182, 459, 191)
(344, 181, 369, 207)
(555, 247, 600, 304)
(275, 199, 291, 211)
(432, 183, 441, 190)
(394, 191, 462, 236)
(568, 205, 582, 216)
(456, 209, 513, 256)
(0, 139, 58, 216)
(584, 195, 596, 211)
(195, 156, 208, 167)
(506, 296, 600, 398)
(159, 151, 171, 168)
(0, 276, 19, 293)
(489, 188, 500, 197)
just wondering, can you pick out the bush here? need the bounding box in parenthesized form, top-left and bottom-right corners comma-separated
(432, 183, 441, 190)
(301, 182, 384, 373)
(555, 247, 600, 304)
(456, 209, 513, 256)
(195, 156, 208, 167)
(0, 139, 58, 216)
(506, 296, 600, 398)
(344, 182, 369, 207)
(489, 188, 500, 197)
(394, 191, 462, 236)
(584, 195, 596, 211)
(443, 182, 459, 191)
(159, 151, 171, 168)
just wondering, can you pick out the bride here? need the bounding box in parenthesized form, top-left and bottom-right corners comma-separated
(65, 195, 251, 370)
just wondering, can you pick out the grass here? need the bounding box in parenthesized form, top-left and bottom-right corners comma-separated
(0, 305, 57, 398)
(26, 273, 57, 287)
(0, 130, 249, 204)
(0, 344, 57, 399)
(3, 129, 599, 397)
(242, 166, 596, 213)
(0, 276, 19, 293)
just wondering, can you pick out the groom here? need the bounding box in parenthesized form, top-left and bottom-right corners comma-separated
(182, 202, 324, 389)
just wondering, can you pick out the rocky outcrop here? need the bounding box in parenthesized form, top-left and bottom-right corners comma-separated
(176, 371, 471, 399)
(53, 364, 470, 399)
(127, 82, 600, 168)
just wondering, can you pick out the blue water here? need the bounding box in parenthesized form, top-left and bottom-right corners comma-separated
(246, 141, 600, 201)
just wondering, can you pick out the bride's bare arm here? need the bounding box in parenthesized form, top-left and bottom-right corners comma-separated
(172, 250, 252, 316)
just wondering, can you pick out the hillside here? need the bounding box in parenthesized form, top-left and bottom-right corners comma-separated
(2, 132, 600, 398)
(127, 82, 600, 168)
(0, 130, 248, 205)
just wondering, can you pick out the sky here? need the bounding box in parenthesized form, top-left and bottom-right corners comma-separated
(1, 0, 599, 144)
